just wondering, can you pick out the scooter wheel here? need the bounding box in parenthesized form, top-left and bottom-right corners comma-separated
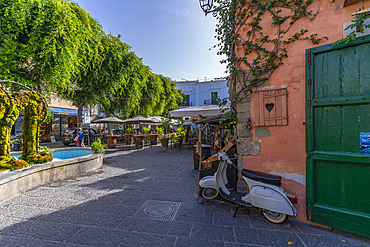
(201, 188, 219, 200)
(262, 210, 288, 224)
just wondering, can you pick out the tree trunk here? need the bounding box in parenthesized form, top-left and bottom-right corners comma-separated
(77, 103, 84, 129)
(104, 108, 113, 135)
(0, 125, 11, 159)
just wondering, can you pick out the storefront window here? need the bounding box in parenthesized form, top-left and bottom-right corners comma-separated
(52, 117, 61, 140)
(61, 117, 69, 136)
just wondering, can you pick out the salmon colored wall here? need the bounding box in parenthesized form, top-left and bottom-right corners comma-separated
(240, 0, 367, 222)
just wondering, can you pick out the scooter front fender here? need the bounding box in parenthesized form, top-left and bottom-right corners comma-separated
(199, 176, 218, 190)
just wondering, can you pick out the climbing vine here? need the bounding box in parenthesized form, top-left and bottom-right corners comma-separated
(212, 0, 328, 113)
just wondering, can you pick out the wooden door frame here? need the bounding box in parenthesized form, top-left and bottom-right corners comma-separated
(306, 35, 370, 223)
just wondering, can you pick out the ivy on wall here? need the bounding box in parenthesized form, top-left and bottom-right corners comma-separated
(212, 0, 328, 114)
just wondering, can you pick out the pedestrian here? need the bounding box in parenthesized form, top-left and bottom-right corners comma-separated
(77, 128, 84, 147)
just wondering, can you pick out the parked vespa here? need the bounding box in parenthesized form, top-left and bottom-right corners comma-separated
(199, 152, 297, 223)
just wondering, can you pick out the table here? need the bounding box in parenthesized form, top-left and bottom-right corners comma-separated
(133, 135, 148, 149)
(104, 135, 120, 148)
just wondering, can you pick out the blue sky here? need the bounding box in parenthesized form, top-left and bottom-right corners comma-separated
(73, 0, 227, 82)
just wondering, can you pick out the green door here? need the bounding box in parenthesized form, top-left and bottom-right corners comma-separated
(306, 35, 370, 238)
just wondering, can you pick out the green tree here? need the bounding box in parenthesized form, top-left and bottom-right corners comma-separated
(0, 0, 98, 93)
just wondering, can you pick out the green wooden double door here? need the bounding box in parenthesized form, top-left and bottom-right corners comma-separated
(306, 36, 370, 238)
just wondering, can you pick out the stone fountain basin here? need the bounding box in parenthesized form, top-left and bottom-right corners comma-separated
(0, 147, 103, 202)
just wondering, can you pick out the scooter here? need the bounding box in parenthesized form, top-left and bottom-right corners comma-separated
(199, 152, 297, 224)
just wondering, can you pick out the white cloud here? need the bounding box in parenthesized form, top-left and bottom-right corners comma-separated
(157, 5, 193, 17)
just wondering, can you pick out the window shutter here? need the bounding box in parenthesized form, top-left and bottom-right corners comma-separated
(253, 88, 288, 126)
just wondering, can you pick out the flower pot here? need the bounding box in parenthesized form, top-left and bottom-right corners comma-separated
(160, 139, 169, 151)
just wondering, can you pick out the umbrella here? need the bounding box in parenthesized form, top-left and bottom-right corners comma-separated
(91, 116, 125, 123)
(148, 116, 162, 125)
(122, 116, 154, 124)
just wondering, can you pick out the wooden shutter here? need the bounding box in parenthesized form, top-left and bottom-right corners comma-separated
(253, 88, 288, 126)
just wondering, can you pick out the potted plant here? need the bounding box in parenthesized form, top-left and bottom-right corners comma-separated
(125, 128, 134, 145)
(159, 135, 169, 151)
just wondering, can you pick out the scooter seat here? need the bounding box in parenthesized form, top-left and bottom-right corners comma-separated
(242, 169, 281, 186)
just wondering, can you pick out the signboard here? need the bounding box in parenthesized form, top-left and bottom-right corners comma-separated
(83, 108, 90, 124)
(360, 132, 370, 154)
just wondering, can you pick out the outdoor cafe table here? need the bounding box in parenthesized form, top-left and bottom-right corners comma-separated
(133, 135, 148, 149)
(104, 135, 120, 148)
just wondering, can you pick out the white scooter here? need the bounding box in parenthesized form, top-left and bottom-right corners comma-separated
(199, 152, 297, 223)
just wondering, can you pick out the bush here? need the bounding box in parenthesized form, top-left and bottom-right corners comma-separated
(92, 139, 105, 154)
(126, 128, 134, 134)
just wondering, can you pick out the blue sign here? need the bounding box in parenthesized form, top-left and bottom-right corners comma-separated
(360, 132, 370, 154)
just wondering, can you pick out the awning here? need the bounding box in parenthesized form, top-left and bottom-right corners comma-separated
(169, 104, 229, 118)
(49, 107, 77, 116)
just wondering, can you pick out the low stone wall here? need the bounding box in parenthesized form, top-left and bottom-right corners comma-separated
(0, 149, 103, 202)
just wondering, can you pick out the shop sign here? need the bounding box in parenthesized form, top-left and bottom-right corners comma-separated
(84, 108, 90, 124)
(360, 132, 370, 154)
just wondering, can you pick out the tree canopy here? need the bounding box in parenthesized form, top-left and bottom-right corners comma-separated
(0, 0, 183, 121)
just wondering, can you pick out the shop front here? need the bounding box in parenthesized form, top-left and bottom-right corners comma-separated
(40, 107, 78, 142)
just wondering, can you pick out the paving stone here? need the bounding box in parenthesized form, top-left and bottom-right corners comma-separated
(144, 191, 175, 201)
(73, 212, 126, 228)
(0, 216, 25, 230)
(104, 204, 139, 216)
(22, 188, 58, 198)
(249, 215, 301, 233)
(1, 205, 56, 219)
(167, 221, 193, 237)
(234, 227, 305, 246)
(297, 233, 368, 247)
(0, 220, 53, 237)
(98, 194, 125, 204)
(36, 198, 81, 209)
(174, 237, 225, 247)
(0, 235, 17, 246)
(4, 237, 79, 247)
(116, 217, 172, 234)
(36, 210, 86, 224)
(66, 226, 128, 246)
(33, 223, 83, 241)
(118, 196, 147, 207)
(72, 200, 111, 213)
(190, 222, 235, 242)
(213, 212, 250, 227)
(119, 231, 176, 247)
(1, 195, 50, 207)
(176, 209, 213, 224)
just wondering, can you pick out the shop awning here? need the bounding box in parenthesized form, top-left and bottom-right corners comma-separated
(49, 107, 77, 116)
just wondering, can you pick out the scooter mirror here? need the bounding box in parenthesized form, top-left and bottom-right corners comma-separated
(234, 154, 239, 160)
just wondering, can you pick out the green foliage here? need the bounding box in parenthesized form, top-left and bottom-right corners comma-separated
(143, 127, 149, 133)
(157, 127, 164, 135)
(0, 0, 98, 93)
(39, 146, 54, 154)
(91, 139, 105, 154)
(334, 13, 370, 45)
(171, 133, 177, 138)
(159, 115, 172, 134)
(126, 128, 134, 134)
(179, 131, 186, 137)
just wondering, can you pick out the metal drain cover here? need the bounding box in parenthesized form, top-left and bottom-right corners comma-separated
(134, 200, 182, 221)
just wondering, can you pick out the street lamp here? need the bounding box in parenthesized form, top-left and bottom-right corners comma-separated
(199, 0, 216, 17)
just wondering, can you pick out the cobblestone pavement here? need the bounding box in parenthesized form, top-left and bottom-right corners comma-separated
(0, 146, 369, 246)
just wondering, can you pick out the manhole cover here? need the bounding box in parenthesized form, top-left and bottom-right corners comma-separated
(134, 200, 182, 221)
